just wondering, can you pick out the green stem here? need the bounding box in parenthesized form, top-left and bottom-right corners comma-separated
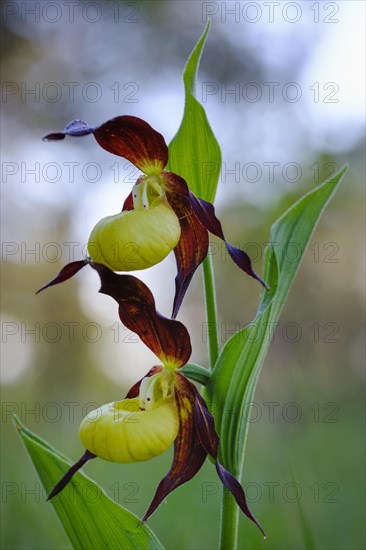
(219, 489, 240, 550)
(202, 255, 219, 368)
(202, 256, 239, 547)
(202, 256, 239, 548)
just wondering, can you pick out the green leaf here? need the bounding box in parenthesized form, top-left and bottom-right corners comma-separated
(167, 20, 221, 203)
(205, 167, 348, 475)
(14, 416, 164, 550)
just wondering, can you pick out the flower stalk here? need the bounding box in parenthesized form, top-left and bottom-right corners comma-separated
(220, 489, 240, 550)
(202, 255, 220, 369)
(202, 256, 241, 548)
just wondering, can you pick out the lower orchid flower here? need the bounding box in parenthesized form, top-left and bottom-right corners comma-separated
(44, 116, 267, 317)
(43, 261, 265, 537)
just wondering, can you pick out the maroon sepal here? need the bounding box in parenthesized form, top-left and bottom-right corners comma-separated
(94, 116, 168, 172)
(90, 262, 191, 368)
(192, 385, 266, 537)
(142, 373, 207, 522)
(166, 190, 209, 318)
(44, 116, 168, 173)
(47, 450, 96, 500)
(36, 260, 88, 294)
(125, 366, 163, 399)
(189, 192, 268, 290)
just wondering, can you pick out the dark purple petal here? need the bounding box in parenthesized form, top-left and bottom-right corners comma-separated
(189, 192, 268, 289)
(192, 385, 265, 537)
(36, 260, 88, 294)
(215, 465, 265, 537)
(142, 373, 207, 522)
(47, 450, 96, 500)
(162, 172, 209, 317)
(165, 191, 209, 318)
(90, 262, 191, 367)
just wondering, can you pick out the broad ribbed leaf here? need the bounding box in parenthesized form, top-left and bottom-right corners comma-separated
(205, 167, 348, 475)
(167, 21, 221, 203)
(14, 416, 164, 550)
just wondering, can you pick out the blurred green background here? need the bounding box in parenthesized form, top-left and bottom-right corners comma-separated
(1, 1, 365, 549)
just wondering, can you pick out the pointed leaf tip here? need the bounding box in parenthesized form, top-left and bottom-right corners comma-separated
(205, 167, 347, 483)
(183, 20, 211, 95)
(168, 23, 221, 203)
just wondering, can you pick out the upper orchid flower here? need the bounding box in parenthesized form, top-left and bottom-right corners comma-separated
(44, 116, 267, 317)
(43, 261, 265, 537)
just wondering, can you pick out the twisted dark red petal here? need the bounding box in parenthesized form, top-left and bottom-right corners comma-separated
(43, 116, 168, 174)
(162, 173, 209, 318)
(47, 450, 96, 501)
(191, 385, 265, 537)
(36, 260, 88, 294)
(142, 373, 207, 522)
(169, 193, 209, 318)
(189, 192, 268, 289)
(90, 262, 191, 367)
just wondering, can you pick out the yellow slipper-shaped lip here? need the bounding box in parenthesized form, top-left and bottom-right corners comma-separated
(79, 395, 179, 463)
(88, 200, 181, 272)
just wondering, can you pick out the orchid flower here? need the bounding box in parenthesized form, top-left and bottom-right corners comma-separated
(42, 260, 264, 537)
(44, 116, 267, 317)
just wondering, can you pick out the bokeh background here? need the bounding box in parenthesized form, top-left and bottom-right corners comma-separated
(1, 1, 365, 549)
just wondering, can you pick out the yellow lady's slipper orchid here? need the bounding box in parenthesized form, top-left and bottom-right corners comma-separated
(44, 115, 267, 317)
(44, 263, 265, 537)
